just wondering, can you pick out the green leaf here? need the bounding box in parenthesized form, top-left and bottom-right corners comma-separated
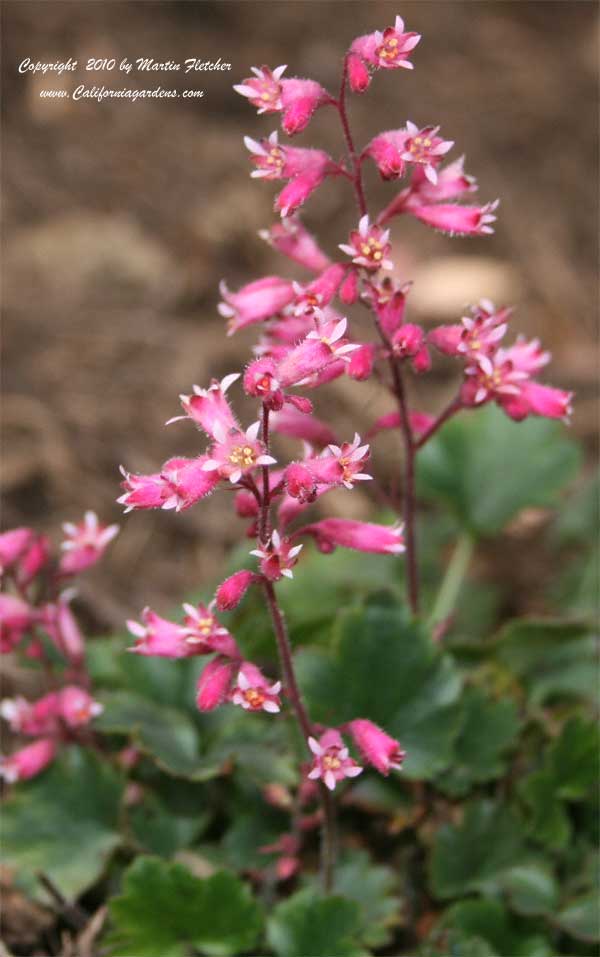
(555, 892, 600, 943)
(501, 863, 559, 916)
(518, 770, 571, 850)
(128, 792, 207, 858)
(96, 690, 220, 780)
(296, 602, 462, 780)
(442, 899, 553, 957)
(547, 716, 599, 800)
(416, 405, 580, 536)
(430, 800, 525, 899)
(302, 849, 401, 949)
(267, 888, 364, 957)
(1, 747, 122, 901)
(494, 618, 598, 705)
(438, 687, 520, 796)
(108, 856, 263, 957)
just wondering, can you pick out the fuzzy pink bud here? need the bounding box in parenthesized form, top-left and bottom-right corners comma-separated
(348, 719, 405, 775)
(412, 344, 432, 374)
(347, 343, 376, 381)
(0, 738, 57, 783)
(0, 594, 34, 653)
(391, 323, 424, 358)
(339, 268, 359, 304)
(216, 570, 257, 611)
(409, 200, 498, 236)
(280, 78, 328, 135)
(0, 528, 34, 573)
(218, 276, 296, 335)
(347, 52, 371, 93)
(284, 463, 318, 503)
(259, 218, 331, 273)
(299, 518, 405, 556)
(196, 657, 236, 712)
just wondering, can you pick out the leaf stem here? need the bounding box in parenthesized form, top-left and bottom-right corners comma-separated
(429, 532, 474, 626)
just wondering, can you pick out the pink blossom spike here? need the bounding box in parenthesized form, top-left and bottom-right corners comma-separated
(0, 738, 57, 783)
(348, 719, 406, 775)
(58, 511, 119, 576)
(231, 661, 282, 713)
(307, 729, 362, 790)
(298, 519, 405, 556)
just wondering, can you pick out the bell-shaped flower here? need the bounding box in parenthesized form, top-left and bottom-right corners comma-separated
(58, 686, 103, 728)
(350, 16, 421, 72)
(196, 657, 236, 712)
(182, 602, 240, 657)
(339, 215, 393, 271)
(59, 511, 119, 577)
(408, 199, 498, 236)
(259, 218, 331, 273)
(231, 661, 282, 713)
(348, 719, 405, 775)
(0, 692, 60, 736)
(250, 529, 303, 581)
(201, 420, 277, 485)
(215, 570, 258, 611)
(307, 729, 362, 791)
(127, 607, 197, 659)
(219, 277, 296, 335)
(0, 738, 57, 783)
(400, 122, 454, 185)
(233, 64, 287, 113)
(299, 518, 405, 555)
(0, 594, 35, 653)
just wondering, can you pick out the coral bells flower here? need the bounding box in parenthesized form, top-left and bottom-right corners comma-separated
(318, 434, 372, 490)
(400, 122, 454, 185)
(59, 511, 119, 576)
(300, 519, 405, 555)
(339, 215, 393, 271)
(259, 218, 331, 273)
(251, 530, 303, 581)
(348, 719, 406, 775)
(231, 662, 282, 714)
(0, 594, 34, 652)
(233, 64, 287, 113)
(202, 421, 277, 485)
(0, 693, 60, 736)
(429, 300, 511, 360)
(243, 358, 283, 410)
(127, 607, 195, 659)
(307, 729, 362, 791)
(244, 133, 330, 217)
(174, 374, 240, 435)
(276, 315, 358, 388)
(215, 570, 258, 611)
(218, 277, 296, 335)
(365, 129, 409, 180)
(182, 602, 240, 657)
(0, 738, 57, 783)
(351, 16, 421, 73)
(0, 528, 34, 575)
(347, 343, 376, 381)
(408, 199, 499, 236)
(58, 686, 103, 728)
(196, 657, 236, 712)
(347, 52, 371, 93)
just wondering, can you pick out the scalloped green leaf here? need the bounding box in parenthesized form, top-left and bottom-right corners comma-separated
(430, 800, 525, 899)
(1, 747, 122, 902)
(296, 602, 462, 780)
(267, 888, 365, 957)
(437, 687, 520, 796)
(416, 405, 580, 536)
(547, 715, 599, 800)
(555, 892, 600, 943)
(108, 856, 263, 957)
(519, 770, 571, 850)
(327, 849, 402, 949)
(95, 690, 220, 780)
(494, 618, 598, 705)
(441, 899, 553, 957)
(501, 862, 559, 916)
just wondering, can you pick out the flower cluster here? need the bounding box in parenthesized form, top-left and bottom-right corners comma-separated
(0, 513, 116, 781)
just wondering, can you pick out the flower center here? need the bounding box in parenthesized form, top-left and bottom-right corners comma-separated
(244, 688, 266, 708)
(266, 147, 284, 168)
(322, 753, 341, 770)
(229, 445, 257, 468)
(360, 237, 384, 262)
(408, 135, 433, 160)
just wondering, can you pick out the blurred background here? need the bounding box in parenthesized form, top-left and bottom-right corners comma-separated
(2, 0, 598, 629)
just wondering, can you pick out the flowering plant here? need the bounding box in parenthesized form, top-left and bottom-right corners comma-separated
(1, 12, 596, 957)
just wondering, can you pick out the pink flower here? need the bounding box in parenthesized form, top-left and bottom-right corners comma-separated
(307, 729, 362, 791)
(276, 315, 357, 388)
(276, 169, 329, 218)
(347, 343, 376, 381)
(173, 374, 240, 436)
(391, 323, 425, 358)
(430, 300, 512, 360)
(461, 351, 529, 408)
(182, 602, 240, 657)
(408, 199, 499, 236)
(218, 277, 296, 335)
(408, 155, 477, 203)
(15, 534, 51, 588)
(127, 607, 196, 658)
(250, 530, 303, 581)
(271, 405, 337, 447)
(313, 434, 372, 491)
(158, 456, 222, 511)
(348, 719, 405, 775)
(364, 278, 411, 337)
(299, 518, 405, 555)
(0, 692, 60, 736)
(351, 16, 421, 72)
(201, 420, 277, 485)
(293, 264, 346, 316)
(233, 64, 287, 113)
(500, 381, 573, 422)
(42, 593, 85, 666)
(347, 52, 371, 93)
(0, 738, 57, 783)
(0, 528, 33, 574)
(339, 215, 393, 271)
(280, 78, 329, 135)
(244, 133, 331, 217)
(196, 657, 237, 711)
(258, 218, 331, 273)
(0, 594, 34, 652)
(59, 511, 119, 577)
(284, 462, 318, 503)
(339, 268, 359, 304)
(231, 662, 282, 713)
(365, 129, 409, 180)
(501, 335, 550, 375)
(58, 686, 103, 728)
(117, 468, 170, 512)
(400, 122, 454, 185)
(367, 410, 435, 439)
(215, 570, 258, 611)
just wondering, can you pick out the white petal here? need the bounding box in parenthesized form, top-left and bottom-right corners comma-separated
(262, 700, 280, 713)
(358, 214, 370, 236)
(308, 736, 323, 756)
(325, 770, 337, 790)
(126, 620, 146, 638)
(220, 372, 241, 394)
(245, 420, 261, 441)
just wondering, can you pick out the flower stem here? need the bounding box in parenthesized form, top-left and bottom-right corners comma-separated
(258, 403, 336, 893)
(336, 56, 367, 217)
(429, 532, 474, 625)
(415, 396, 463, 449)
